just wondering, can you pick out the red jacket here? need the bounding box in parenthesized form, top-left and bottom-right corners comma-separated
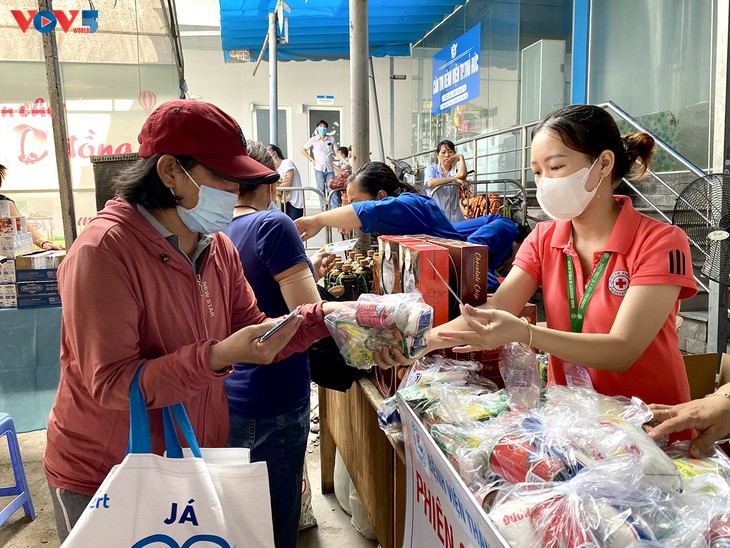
(44, 198, 329, 494)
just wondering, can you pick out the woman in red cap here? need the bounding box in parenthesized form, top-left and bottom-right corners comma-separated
(43, 100, 407, 542)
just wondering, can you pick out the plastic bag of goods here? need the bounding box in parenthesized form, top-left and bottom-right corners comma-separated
(325, 293, 433, 370)
(499, 342, 541, 410)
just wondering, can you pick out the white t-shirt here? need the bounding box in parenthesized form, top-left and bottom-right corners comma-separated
(277, 158, 304, 209)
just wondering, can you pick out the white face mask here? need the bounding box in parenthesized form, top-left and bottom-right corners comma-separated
(536, 158, 600, 221)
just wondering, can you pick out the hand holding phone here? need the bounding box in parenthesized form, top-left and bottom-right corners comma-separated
(259, 307, 302, 342)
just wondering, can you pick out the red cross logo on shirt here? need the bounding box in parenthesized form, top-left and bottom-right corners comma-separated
(608, 270, 630, 297)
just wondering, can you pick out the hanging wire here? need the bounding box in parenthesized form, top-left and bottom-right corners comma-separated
(134, 0, 142, 99)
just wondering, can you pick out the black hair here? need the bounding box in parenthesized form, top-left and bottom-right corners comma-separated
(238, 140, 277, 197)
(516, 223, 532, 243)
(268, 144, 285, 159)
(348, 161, 422, 198)
(113, 155, 197, 209)
(337, 146, 349, 157)
(0, 164, 5, 187)
(435, 140, 456, 154)
(532, 104, 655, 185)
(316, 120, 329, 129)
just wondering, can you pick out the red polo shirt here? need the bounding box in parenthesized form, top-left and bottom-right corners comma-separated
(514, 196, 697, 406)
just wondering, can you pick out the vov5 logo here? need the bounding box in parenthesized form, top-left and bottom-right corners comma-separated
(11, 9, 99, 34)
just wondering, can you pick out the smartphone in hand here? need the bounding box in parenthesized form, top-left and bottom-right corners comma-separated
(259, 307, 302, 342)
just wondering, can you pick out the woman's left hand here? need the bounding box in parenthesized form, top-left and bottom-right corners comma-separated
(38, 240, 64, 250)
(311, 248, 336, 281)
(372, 346, 413, 370)
(294, 215, 323, 241)
(436, 304, 527, 352)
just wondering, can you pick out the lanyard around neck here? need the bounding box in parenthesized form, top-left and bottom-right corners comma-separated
(565, 251, 611, 333)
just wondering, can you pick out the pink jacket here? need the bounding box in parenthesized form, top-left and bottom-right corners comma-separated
(44, 198, 329, 495)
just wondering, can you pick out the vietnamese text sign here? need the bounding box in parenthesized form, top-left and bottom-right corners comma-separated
(431, 24, 481, 116)
(399, 393, 508, 548)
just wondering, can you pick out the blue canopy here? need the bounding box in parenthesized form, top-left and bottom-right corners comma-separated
(219, 0, 466, 61)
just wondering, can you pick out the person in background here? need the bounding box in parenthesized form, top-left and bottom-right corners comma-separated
(424, 139, 468, 223)
(425, 104, 696, 411)
(334, 146, 351, 175)
(300, 120, 337, 209)
(42, 100, 405, 542)
(0, 163, 64, 250)
(224, 140, 334, 548)
(268, 144, 305, 221)
(328, 145, 353, 214)
(648, 384, 730, 457)
(294, 161, 519, 292)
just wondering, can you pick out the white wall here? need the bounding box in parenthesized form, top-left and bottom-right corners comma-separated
(182, 46, 414, 189)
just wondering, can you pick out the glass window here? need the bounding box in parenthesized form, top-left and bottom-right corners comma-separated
(588, 0, 714, 170)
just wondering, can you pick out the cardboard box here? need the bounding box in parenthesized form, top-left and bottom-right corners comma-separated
(15, 268, 57, 282)
(399, 240, 450, 326)
(16, 293, 61, 309)
(422, 237, 489, 320)
(0, 233, 33, 257)
(0, 259, 15, 284)
(0, 216, 27, 234)
(14, 250, 65, 271)
(719, 353, 730, 387)
(683, 353, 730, 399)
(377, 236, 420, 295)
(0, 283, 17, 308)
(14, 250, 65, 282)
(15, 280, 59, 296)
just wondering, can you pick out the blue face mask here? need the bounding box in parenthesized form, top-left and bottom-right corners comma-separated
(175, 163, 238, 235)
(317, 127, 327, 136)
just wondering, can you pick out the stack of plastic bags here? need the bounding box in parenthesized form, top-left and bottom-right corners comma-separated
(380, 343, 730, 547)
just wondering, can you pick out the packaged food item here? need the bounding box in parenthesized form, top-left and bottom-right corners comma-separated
(325, 293, 433, 369)
(499, 342, 540, 409)
(705, 514, 730, 547)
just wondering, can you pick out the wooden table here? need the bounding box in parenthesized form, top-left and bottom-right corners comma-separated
(319, 378, 406, 548)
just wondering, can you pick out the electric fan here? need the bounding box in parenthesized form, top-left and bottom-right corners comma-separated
(672, 173, 730, 354)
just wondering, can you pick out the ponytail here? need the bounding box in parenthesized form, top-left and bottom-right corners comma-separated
(619, 132, 655, 181)
(349, 161, 424, 198)
(533, 104, 657, 188)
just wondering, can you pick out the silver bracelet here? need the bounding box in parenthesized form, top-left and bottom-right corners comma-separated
(704, 392, 730, 400)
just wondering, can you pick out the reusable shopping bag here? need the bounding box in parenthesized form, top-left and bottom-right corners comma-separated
(62, 366, 275, 548)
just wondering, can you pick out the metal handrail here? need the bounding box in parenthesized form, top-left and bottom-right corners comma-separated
(274, 186, 333, 249)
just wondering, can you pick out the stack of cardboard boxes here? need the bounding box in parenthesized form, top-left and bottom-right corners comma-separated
(1, 199, 32, 308)
(0, 250, 65, 309)
(0, 200, 65, 309)
(372, 233, 539, 395)
(13, 251, 64, 308)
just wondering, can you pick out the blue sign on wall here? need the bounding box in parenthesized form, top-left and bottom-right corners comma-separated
(431, 24, 481, 116)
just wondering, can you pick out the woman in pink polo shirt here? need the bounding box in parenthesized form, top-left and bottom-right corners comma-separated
(430, 104, 696, 407)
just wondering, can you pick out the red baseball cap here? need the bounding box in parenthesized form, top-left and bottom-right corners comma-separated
(138, 99, 279, 185)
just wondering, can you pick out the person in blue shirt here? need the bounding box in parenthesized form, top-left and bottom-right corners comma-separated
(223, 141, 335, 548)
(294, 161, 520, 291)
(424, 139, 468, 223)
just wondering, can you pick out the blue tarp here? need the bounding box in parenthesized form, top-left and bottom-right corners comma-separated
(219, 0, 466, 61)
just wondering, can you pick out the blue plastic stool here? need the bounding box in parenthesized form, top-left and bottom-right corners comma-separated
(0, 413, 36, 524)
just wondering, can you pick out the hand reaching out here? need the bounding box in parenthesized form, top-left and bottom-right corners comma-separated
(311, 248, 336, 281)
(435, 305, 527, 352)
(647, 386, 730, 457)
(294, 216, 323, 241)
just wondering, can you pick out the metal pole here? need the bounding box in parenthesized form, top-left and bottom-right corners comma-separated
(268, 12, 278, 145)
(349, 0, 369, 170)
(369, 57, 385, 162)
(389, 57, 394, 157)
(39, 0, 76, 247)
(709, 0, 730, 357)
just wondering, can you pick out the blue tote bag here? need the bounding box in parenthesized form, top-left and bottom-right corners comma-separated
(62, 366, 275, 547)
